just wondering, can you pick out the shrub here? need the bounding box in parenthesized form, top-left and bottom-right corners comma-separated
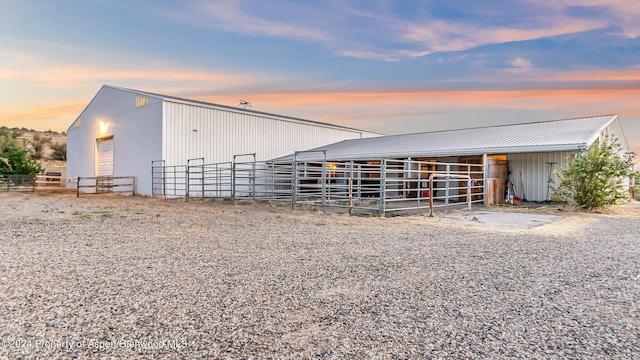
(551, 138, 638, 210)
(0, 145, 44, 175)
(27, 133, 52, 160)
(49, 142, 67, 161)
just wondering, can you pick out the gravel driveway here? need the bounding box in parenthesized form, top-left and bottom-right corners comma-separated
(1, 193, 638, 358)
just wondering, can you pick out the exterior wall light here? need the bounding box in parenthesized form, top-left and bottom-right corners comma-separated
(99, 120, 109, 134)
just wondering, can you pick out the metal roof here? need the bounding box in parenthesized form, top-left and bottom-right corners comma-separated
(279, 115, 620, 161)
(104, 85, 381, 135)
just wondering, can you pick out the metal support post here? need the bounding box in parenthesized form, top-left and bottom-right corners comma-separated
(445, 164, 450, 212)
(252, 159, 256, 201)
(321, 158, 326, 213)
(201, 162, 205, 198)
(232, 162, 236, 202)
(379, 159, 386, 217)
(348, 177, 353, 216)
(291, 160, 297, 210)
(482, 154, 488, 206)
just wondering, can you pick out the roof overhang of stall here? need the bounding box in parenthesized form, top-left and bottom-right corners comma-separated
(274, 115, 622, 162)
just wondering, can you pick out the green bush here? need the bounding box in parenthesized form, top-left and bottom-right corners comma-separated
(551, 138, 638, 210)
(0, 145, 44, 175)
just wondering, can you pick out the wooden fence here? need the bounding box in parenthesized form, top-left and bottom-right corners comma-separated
(2, 174, 135, 197)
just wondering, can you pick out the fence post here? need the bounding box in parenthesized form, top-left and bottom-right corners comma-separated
(467, 163, 471, 203)
(321, 158, 326, 213)
(379, 159, 386, 217)
(185, 163, 190, 202)
(467, 177, 472, 211)
(271, 163, 275, 200)
(252, 159, 256, 202)
(482, 154, 488, 206)
(163, 164, 167, 197)
(232, 161, 236, 202)
(357, 164, 361, 200)
(417, 167, 422, 207)
(76, 177, 81, 198)
(291, 159, 297, 210)
(445, 163, 450, 212)
(348, 177, 353, 216)
(429, 174, 434, 217)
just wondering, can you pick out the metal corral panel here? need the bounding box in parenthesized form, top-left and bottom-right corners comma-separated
(161, 100, 372, 166)
(507, 151, 575, 202)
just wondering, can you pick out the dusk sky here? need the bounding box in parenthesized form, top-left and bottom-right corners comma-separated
(1, 0, 639, 156)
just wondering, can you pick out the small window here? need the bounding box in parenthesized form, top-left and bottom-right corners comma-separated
(74, 118, 81, 128)
(136, 95, 149, 108)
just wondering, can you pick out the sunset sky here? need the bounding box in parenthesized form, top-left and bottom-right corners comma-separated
(1, 0, 639, 156)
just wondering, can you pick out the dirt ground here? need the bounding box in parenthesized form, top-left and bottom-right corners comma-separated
(1, 192, 638, 358)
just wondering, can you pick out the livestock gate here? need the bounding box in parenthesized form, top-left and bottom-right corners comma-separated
(151, 154, 485, 216)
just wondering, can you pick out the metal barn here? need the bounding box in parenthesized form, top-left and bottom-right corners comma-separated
(283, 115, 631, 203)
(150, 115, 630, 216)
(66, 85, 379, 196)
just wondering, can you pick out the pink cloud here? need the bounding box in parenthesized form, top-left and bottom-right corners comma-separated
(0, 53, 257, 91)
(0, 102, 86, 131)
(2, 86, 639, 156)
(535, 0, 640, 38)
(401, 17, 605, 53)
(203, 86, 635, 114)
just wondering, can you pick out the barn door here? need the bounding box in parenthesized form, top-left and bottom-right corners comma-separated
(97, 136, 114, 176)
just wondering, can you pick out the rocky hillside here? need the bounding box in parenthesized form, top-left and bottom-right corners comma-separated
(1, 126, 67, 175)
(1, 127, 66, 158)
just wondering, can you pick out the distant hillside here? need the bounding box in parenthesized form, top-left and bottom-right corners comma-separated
(0, 126, 67, 160)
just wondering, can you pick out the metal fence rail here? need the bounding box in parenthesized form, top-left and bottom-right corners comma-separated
(382, 159, 484, 216)
(77, 176, 135, 197)
(290, 160, 383, 214)
(232, 153, 257, 201)
(236, 161, 294, 201)
(35, 175, 78, 193)
(151, 155, 485, 216)
(152, 160, 186, 198)
(1, 175, 36, 192)
(3, 174, 134, 197)
(186, 157, 233, 201)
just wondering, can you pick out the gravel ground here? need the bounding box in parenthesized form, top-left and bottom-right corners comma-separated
(1, 192, 639, 359)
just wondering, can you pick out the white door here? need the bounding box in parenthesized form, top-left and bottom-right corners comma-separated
(97, 137, 114, 176)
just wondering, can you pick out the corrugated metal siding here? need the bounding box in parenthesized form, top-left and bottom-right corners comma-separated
(501, 120, 627, 202)
(162, 101, 371, 166)
(507, 151, 576, 202)
(597, 118, 631, 152)
(285, 115, 617, 161)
